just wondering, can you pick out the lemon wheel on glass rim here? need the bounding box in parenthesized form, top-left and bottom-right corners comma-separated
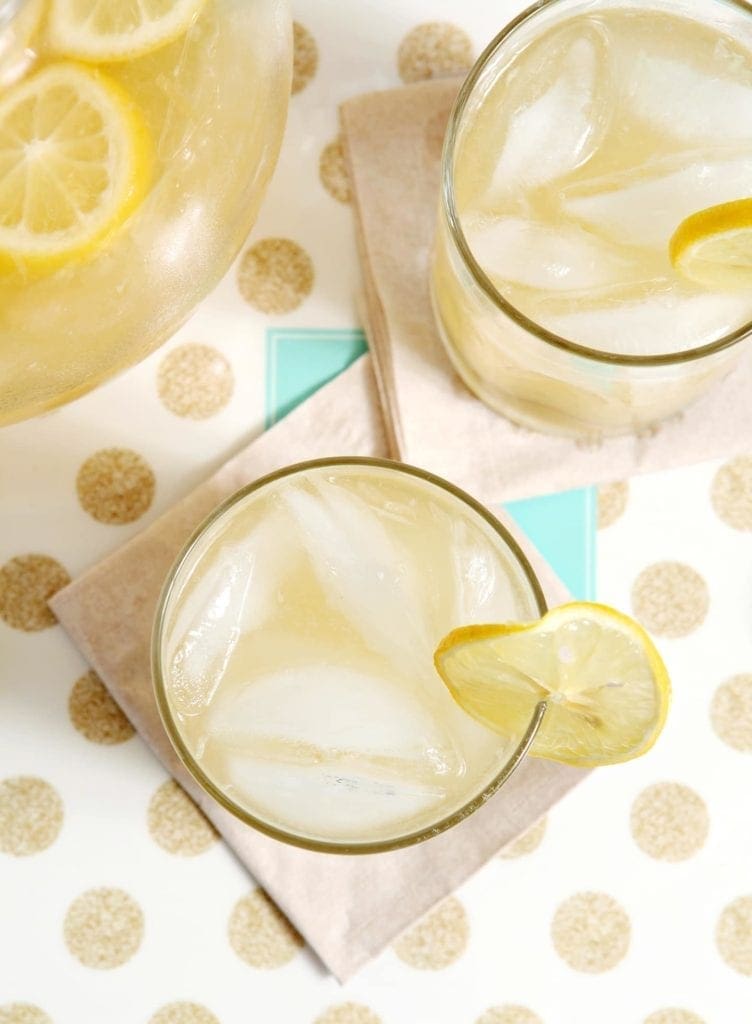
(434, 602, 671, 767)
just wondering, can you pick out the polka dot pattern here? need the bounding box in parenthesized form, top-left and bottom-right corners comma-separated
(228, 889, 303, 969)
(237, 238, 314, 314)
(716, 896, 752, 975)
(630, 783, 709, 862)
(0, 777, 63, 856)
(397, 22, 474, 83)
(475, 1009, 542, 1024)
(314, 1004, 381, 1024)
(631, 562, 709, 638)
(0, 7, 748, 1018)
(0, 1008, 51, 1024)
(147, 780, 218, 856)
(157, 344, 234, 420)
(644, 1012, 705, 1024)
(0, 555, 69, 631)
(68, 670, 134, 744)
(76, 448, 155, 525)
(393, 897, 468, 969)
(292, 22, 318, 94)
(598, 481, 629, 529)
(149, 1004, 219, 1024)
(319, 136, 352, 203)
(711, 455, 752, 530)
(64, 888, 144, 969)
(551, 892, 630, 973)
(499, 817, 547, 859)
(711, 674, 752, 751)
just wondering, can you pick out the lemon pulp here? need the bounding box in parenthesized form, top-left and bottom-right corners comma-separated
(0, 61, 151, 269)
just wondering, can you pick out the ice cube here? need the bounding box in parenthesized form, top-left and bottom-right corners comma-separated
(281, 479, 432, 673)
(210, 665, 457, 768)
(543, 288, 752, 355)
(490, 30, 608, 194)
(564, 157, 752, 249)
(464, 215, 640, 292)
(211, 665, 459, 838)
(222, 756, 446, 839)
(166, 512, 297, 714)
(627, 53, 752, 142)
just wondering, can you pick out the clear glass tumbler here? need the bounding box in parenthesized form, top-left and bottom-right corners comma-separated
(153, 457, 547, 853)
(432, 0, 752, 438)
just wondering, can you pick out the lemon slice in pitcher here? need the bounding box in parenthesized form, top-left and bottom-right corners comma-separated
(670, 199, 752, 291)
(49, 0, 207, 62)
(0, 62, 151, 270)
(434, 603, 670, 767)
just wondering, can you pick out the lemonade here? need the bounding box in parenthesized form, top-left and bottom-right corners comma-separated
(153, 459, 545, 851)
(0, 0, 291, 424)
(433, 0, 752, 437)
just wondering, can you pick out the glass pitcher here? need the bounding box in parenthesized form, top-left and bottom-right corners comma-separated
(0, 0, 291, 425)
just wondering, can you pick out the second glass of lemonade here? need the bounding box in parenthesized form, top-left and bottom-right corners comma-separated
(433, 0, 752, 438)
(153, 458, 546, 853)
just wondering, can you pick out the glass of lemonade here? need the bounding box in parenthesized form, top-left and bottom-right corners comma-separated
(432, 0, 752, 438)
(153, 458, 546, 853)
(0, 0, 291, 425)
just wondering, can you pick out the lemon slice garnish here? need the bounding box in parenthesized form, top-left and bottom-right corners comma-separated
(434, 602, 670, 767)
(0, 61, 151, 271)
(49, 0, 207, 62)
(670, 198, 752, 291)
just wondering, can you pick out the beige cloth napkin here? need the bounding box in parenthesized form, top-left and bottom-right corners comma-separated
(341, 80, 752, 504)
(51, 355, 585, 982)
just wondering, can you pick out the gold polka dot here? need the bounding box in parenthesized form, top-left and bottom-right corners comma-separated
(711, 455, 752, 531)
(393, 896, 468, 970)
(148, 780, 218, 856)
(631, 562, 709, 638)
(711, 674, 752, 752)
(717, 896, 752, 975)
(500, 817, 547, 859)
(314, 1004, 381, 1024)
(0, 1007, 51, 1024)
(0, 777, 63, 856)
(319, 136, 351, 204)
(292, 22, 318, 94)
(630, 783, 709, 862)
(551, 891, 630, 973)
(157, 344, 234, 420)
(228, 889, 303, 969)
(76, 448, 155, 525)
(397, 22, 474, 84)
(237, 238, 314, 314)
(0, 555, 70, 632)
(476, 1008, 542, 1024)
(64, 887, 144, 969)
(644, 1011, 705, 1024)
(68, 670, 134, 745)
(598, 482, 629, 529)
(149, 1003, 219, 1024)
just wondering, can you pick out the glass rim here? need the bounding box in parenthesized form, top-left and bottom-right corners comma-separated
(441, 0, 752, 368)
(151, 455, 548, 856)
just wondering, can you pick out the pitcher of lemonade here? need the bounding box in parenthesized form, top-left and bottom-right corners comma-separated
(0, 0, 291, 425)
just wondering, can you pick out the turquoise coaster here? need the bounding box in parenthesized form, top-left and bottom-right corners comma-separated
(265, 327, 595, 599)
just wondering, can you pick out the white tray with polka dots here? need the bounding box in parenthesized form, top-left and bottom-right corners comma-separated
(1, 2, 751, 1022)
